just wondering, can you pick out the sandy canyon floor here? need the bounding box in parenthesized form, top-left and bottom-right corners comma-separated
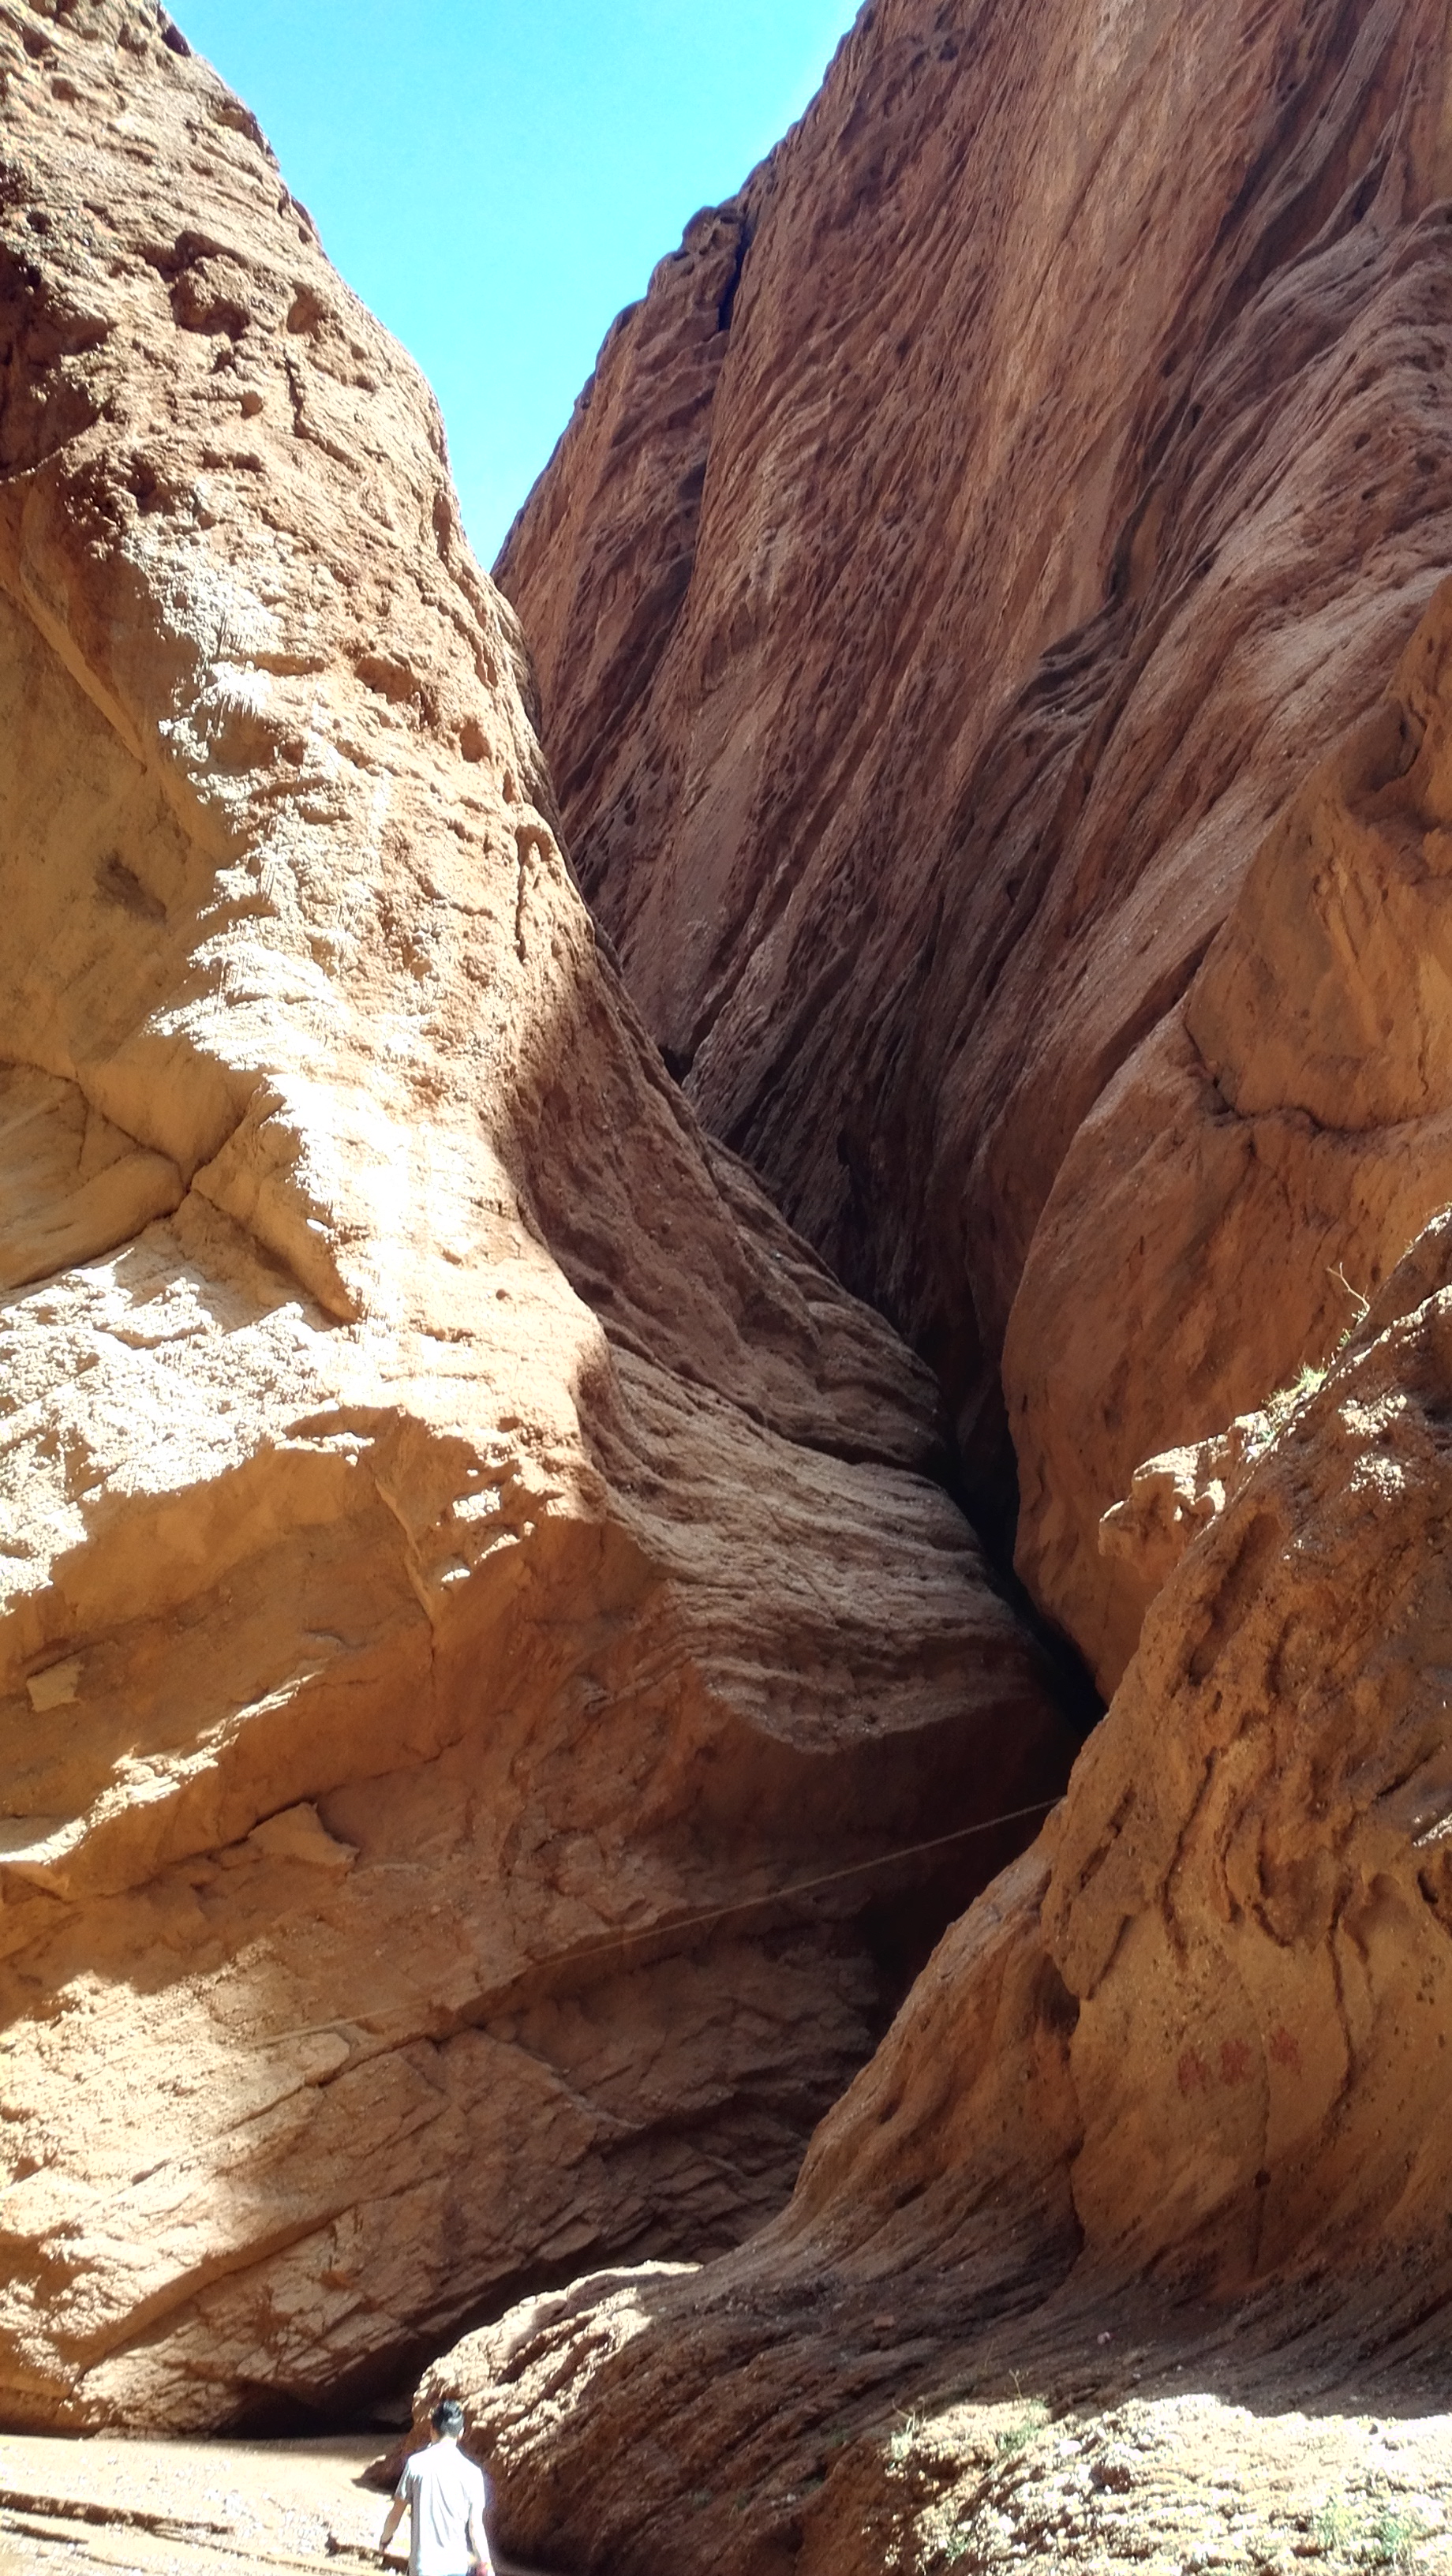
(0, 2435, 409, 2576)
(0, 2436, 565, 2576)
(1, 2402, 1450, 2576)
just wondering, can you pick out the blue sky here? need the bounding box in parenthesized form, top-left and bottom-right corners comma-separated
(176, 1, 859, 565)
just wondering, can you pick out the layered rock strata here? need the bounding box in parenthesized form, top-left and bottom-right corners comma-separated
(497, 0, 1452, 1575)
(422, 1207, 1452, 2576)
(0, 0, 1072, 2428)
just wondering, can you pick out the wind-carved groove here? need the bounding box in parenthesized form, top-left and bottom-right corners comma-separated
(1185, 1514, 1282, 1686)
(1160, 1753, 1223, 1966)
(1065, 1784, 1136, 1908)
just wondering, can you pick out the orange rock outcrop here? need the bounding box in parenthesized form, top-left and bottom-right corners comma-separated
(425, 1202, 1452, 2576)
(1010, 578, 1452, 1690)
(497, 0, 1452, 1604)
(0, 0, 1072, 2428)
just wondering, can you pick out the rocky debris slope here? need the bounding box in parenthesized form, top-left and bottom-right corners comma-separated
(428, 2327, 1452, 2576)
(866, 2392, 1452, 2575)
(496, 0, 1452, 1578)
(0, 0, 1073, 2430)
(421, 1206, 1452, 2575)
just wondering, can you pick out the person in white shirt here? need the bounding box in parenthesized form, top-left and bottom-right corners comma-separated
(380, 2400, 493, 2576)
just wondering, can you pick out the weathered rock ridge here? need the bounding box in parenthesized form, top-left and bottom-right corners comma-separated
(422, 1206, 1452, 2576)
(0, 0, 1073, 2428)
(497, 0, 1452, 1629)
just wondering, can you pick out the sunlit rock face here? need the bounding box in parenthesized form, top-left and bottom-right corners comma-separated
(496, 0, 1452, 1601)
(422, 1208, 1452, 2576)
(1009, 577, 1452, 1692)
(0, 0, 1073, 2429)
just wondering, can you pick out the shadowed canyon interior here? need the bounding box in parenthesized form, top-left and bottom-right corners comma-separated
(5, 0, 1452, 2570)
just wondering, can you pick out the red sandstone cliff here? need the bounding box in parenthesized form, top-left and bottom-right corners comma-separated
(0, 0, 1072, 2428)
(424, 1031, 1452, 2576)
(11, 0, 1452, 2548)
(408, 3, 1452, 2562)
(498, 0, 1452, 1659)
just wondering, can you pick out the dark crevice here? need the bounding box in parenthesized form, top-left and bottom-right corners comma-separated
(715, 214, 751, 334)
(988, 1556, 1106, 1746)
(934, 1419, 1106, 1747)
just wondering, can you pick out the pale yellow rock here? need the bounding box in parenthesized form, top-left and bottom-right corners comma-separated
(1096, 1414, 1262, 1647)
(245, 1803, 357, 1871)
(0, 1070, 183, 1294)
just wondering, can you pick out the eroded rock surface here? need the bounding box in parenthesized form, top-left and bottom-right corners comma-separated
(0, 0, 1072, 2429)
(1009, 578, 1452, 1691)
(496, 0, 1452, 1568)
(426, 1212, 1452, 2576)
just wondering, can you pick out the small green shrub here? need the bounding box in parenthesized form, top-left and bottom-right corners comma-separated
(994, 2398, 1049, 2457)
(1366, 2507, 1420, 2570)
(1313, 2493, 1421, 2567)
(1248, 1267, 1373, 1465)
(887, 2406, 924, 2467)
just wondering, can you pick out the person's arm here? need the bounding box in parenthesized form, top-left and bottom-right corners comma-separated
(379, 2487, 408, 2561)
(466, 2473, 492, 2574)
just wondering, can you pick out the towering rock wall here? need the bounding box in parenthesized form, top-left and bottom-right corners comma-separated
(425, 6, 1452, 2562)
(0, 0, 1072, 2428)
(497, 0, 1452, 1627)
(423, 1096, 1452, 2576)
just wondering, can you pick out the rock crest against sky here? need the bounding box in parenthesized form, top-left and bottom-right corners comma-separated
(432, 0, 1452, 2563)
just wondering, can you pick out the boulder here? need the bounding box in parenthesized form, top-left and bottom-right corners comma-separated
(0, 0, 1072, 2428)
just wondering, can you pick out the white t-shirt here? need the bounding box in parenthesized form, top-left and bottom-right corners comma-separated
(396, 2439, 491, 2576)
